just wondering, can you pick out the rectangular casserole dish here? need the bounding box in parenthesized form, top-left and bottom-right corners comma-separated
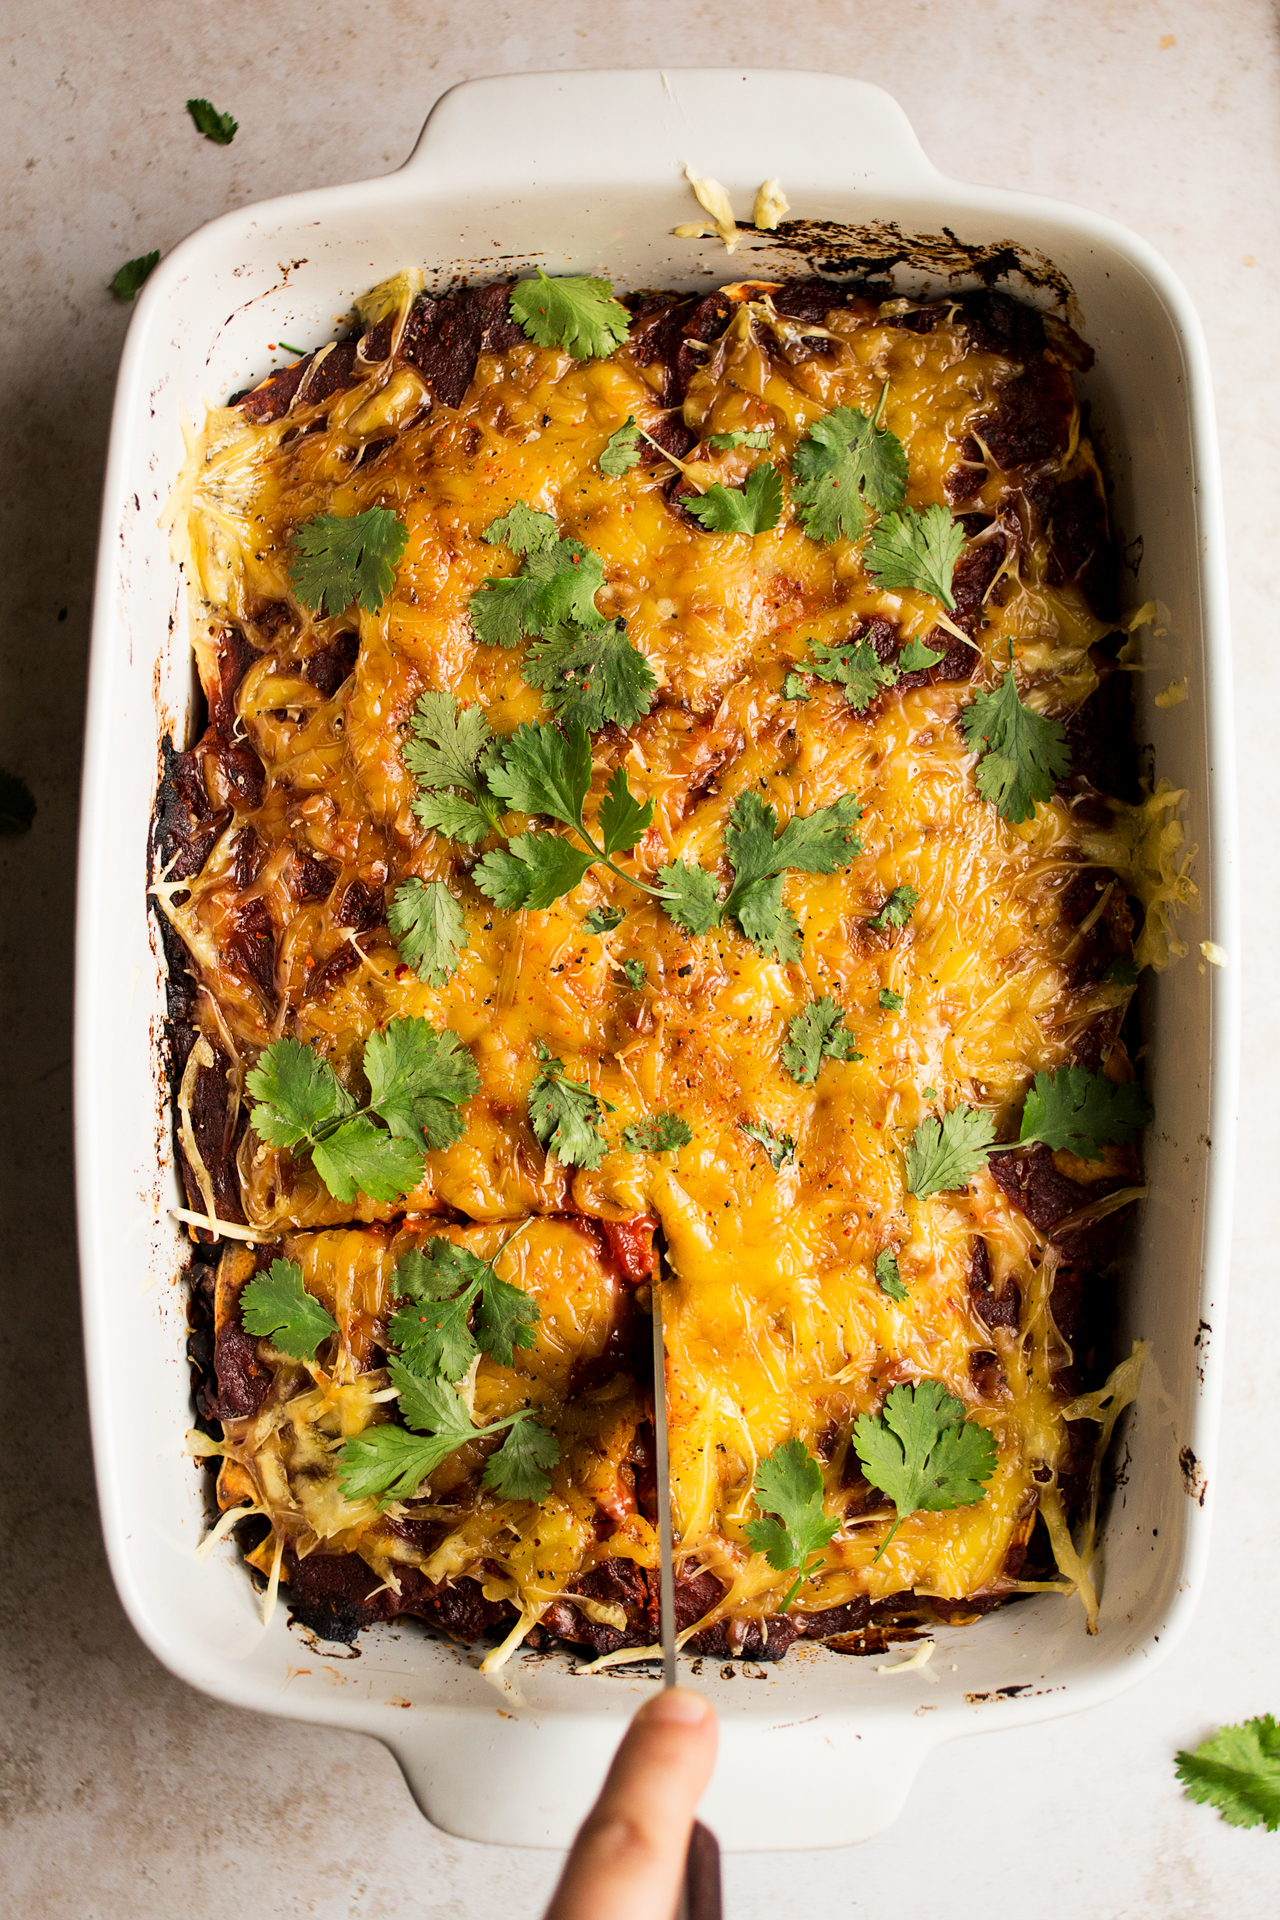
(75, 67, 1237, 1851)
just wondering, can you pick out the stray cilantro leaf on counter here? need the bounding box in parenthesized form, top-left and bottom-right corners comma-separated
(0, 768, 36, 833)
(1017, 1065, 1152, 1161)
(509, 271, 632, 360)
(246, 1021, 478, 1205)
(792, 397, 908, 542)
(865, 504, 966, 609)
(240, 1258, 338, 1361)
(401, 691, 507, 845)
(805, 638, 899, 713)
(904, 1106, 998, 1198)
(781, 997, 861, 1085)
(1104, 956, 1140, 987)
(289, 507, 408, 617)
(740, 1118, 797, 1172)
(853, 1381, 999, 1558)
(898, 636, 946, 671)
(619, 958, 647, 990)
(879, 988, 904, 1012)
(583, 904, 625, 935)
(186, 97, 238, 144)
(389, 879, 469, 986)
(959, 663, 1071, 823)
(600, 417, 643, 475)
(622, 1113, 694, 1154)
(874, 1250, 909, 1303)
(745, 1438, 840, 1612)
(1176, 1716, 1280, 1832)
(707, 428, 773, 450)
(528, 1046, 614, 1170)
(868, 886, 919, 933)
(524, 621, 658, 732)
(388, 1229, 538, 1379)
(684, 463, 783, 536)
(109, 251, 160, 301)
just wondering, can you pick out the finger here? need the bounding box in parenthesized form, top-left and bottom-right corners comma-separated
(543, 1688, 718, 1920)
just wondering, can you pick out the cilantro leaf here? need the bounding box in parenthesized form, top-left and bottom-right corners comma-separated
(707, 429, 773, 450)
(109, 251, 160, 301)
(807, 638, 899, 713)
(879, 988, 903, 1011)
(474, 1271, 539, 1369)
(868, 886, 920, 932)
(473, 832, 596, 911)
(781, 997, 861, 1084)
(388, 1289, 479, 1382)
(1104, 956, 1140, 987)
(653, 860, 723, 936)
(960, 669, 1072, 824)
(623, 1113, 693, 1154)
(619, 958, 647, 990)
(509, 271, 632, 360)
(1176, 1716, 1280, 1832)
(289, 508, 408, 617)
(792, 402, 908, 542)
(394, 1239, 492, 1304)
(469, 572, 545, 650)
(524, 622, 657, 731)
(403, 690, 495, 795)
(865, 504, 965, 609)
(745, 1437, 839, 1611)
(388, 1359, 478, 1439)
(487, 718, 592, 828)
(387, 1233, 538, 1375)
(898, 636, 946, 671)
(364, 1018, 479, 1150)
(245, 1038, 354, 1150)
(584, 905, 625, 935)
(389, 879, 469, 986)
(781, 672, 811, 702)
(411, 790, 495, 844)
(740, 1118, 796, 1172)
(598, 766, 654, 857)
(483, 503, 560, 553)
(600, 417, 643, 475)
(471, 512, 607, 647)
(528, 1052, 612, 1170)
(874, 1250, 910, 1303)
(721, 792, 862, 956)
(683, 464, 783, 536)
(312, 1114, 426, 1205)
(1017, 1065, 1152, 1161)
(186, 96, 237, 144)
(904, 1106, 997, 1197)
(483, 1416, 560, 1500)
(239, 1258, 338, 1361)
(853, 1380, 998, 1557)
(337, 1423, 464, 1506)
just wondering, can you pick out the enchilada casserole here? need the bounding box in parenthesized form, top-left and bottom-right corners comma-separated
(156, 263, 1183, 1666)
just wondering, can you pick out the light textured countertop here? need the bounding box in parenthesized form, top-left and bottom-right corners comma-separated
(2, 3, 1277, 1913)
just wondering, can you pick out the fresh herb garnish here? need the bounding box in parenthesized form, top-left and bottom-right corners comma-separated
(523, 621, 659, 733)
(289, 507, 408, 617)
(388, 879, 469, 986)
(239, 1258, 338, 1361)
(707, 428, 773, 450)
(868, 886, 919, 933)
(898, 636, 946, 671)
(878, 988, 904, 1012)
(600, 417, 643, 475)
(245, 1022, 478, 1204)
(186, 97, 237, 144)
(959, 663, 1071, 823)
(904, 1106, 998, 1198)
(1017, 1065, 1153, 1161)
(683, 464, 783, 536)
(792, 395, 907, 542)
(401, 691, 506, 844)
(740, 1118, 797, 1171)
(0, 768, 36, 833)
(622, 1113, 694, 1154)
(339, 1373, 558, 1507)
(527, 1045, 613, 1170)
(865, 504, 966, 610)
(1104, 956, 1140, 987)
(388, 1231, 538, 1379)
(583, 905, 625, 935)
(781, 997, 861, 1085)
(109, 251, 160, 301)
(744, 1438, 840, 1612)
(804, 638, 899, 713)
(781, 671, 811, 702)
(874, 1250, 909, 1303)
(619, 958, 646, 990)
(1175, 1716, 1280, 1832)
(853, 1381, 998, 1559)
(509, 271, 632, 360)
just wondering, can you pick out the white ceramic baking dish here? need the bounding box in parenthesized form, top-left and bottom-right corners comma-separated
(76, 68, 1237, 1851)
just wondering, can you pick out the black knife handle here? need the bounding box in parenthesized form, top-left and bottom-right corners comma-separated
(678, 1820, 722, 1920)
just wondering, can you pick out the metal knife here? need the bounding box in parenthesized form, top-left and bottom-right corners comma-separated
(651, 1254, 723, 1920)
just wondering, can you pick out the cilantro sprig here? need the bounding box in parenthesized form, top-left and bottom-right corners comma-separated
(865, 503, 966, 610)
(388, 1229, 539, 1380)
(528, 1045, 614, 1170)
(388, 878, 469, 987)
(240, 1258, 338, 1361)
(745, 1438, 840, 1612)
(289, 507, 408, 617)
(509, 271, 632, 360)
(853, 1381, 998, 1559)
(904, 1107, 998, 1198)
(781, 997, 861, 1085)
(245, 1021, 479, 1204)
(622, 1113, 694, 1154)
(683, 464, 783, 536)
(400, 691, 507, 845)
(903, 1066, 1152, 1197)
(792, 393, 907, 543)
(1176, 1716, 1280, 1832)
(960, 662, 1072, 824)
(339, 1371, 558, 1507)
(803, 637, 900, 713)
(600, 417, 643, 475)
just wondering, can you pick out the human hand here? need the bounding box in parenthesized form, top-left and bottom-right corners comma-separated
(542, 1688, 719, 1920)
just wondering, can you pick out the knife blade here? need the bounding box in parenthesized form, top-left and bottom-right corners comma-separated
(651, 1250, 722, 1920)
